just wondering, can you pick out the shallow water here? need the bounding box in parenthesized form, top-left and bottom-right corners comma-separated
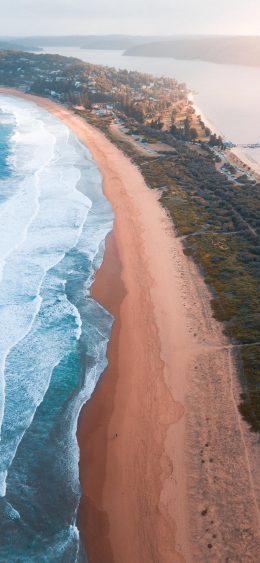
(0, 95, 114, 561)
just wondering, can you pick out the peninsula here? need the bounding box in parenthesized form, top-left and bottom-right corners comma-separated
(124, 36, 260, 67)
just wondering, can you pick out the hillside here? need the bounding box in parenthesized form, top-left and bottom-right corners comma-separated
(125, 36, 260, 67)
(12, 35, 165, 50)
(0, 40, 41, 52)
(81, 35, 164, 50)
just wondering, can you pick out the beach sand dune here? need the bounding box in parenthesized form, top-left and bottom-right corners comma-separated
(0, 88, 259, 562)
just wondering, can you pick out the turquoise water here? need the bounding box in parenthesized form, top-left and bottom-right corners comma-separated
(0, 95, 114, 561)
(0, 113, 14, 184)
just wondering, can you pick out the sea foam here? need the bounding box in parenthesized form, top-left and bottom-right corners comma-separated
(0, 95, 113, 561)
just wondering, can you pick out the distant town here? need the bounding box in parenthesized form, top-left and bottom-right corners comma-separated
(0, 50, 223, 145)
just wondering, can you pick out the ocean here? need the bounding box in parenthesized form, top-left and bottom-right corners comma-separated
(0, 94, 114, 561)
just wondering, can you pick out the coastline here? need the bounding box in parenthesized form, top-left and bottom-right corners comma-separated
(189, 92, 260, 177)
(189, 92, 225, 139)
(1, 88, 259, 562)
(230, 145, 260, 177)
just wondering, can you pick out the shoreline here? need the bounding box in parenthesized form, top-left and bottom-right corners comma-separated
(78, 231, 125, 561)
(1, 88, 259, 562)
(0, 88, 192, 560)
(189, 92, 225, 139)
(189, 92, 260, 177)
(230, 145, 260, 177)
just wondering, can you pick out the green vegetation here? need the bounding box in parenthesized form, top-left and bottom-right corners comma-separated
(84, 115, 260, 432)
(0, 50, 259, 430)
(153, 150, 259, 431)
(0, 50, 187, 128)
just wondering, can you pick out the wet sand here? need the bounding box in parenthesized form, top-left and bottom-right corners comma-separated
(0, 88, 259, 562)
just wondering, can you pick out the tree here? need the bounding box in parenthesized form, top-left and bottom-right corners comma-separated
(189, 128, 198, 141)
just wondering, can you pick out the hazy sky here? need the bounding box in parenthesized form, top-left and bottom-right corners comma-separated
(1, 0, 260, 37)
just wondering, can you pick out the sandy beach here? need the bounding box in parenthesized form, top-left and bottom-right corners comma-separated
(189, 93, 225, 140)
(190, 92, 260, 178)
(189, 94, 260, 181)
(230, 146, 260, 177)
(0, 88, 259, 562)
